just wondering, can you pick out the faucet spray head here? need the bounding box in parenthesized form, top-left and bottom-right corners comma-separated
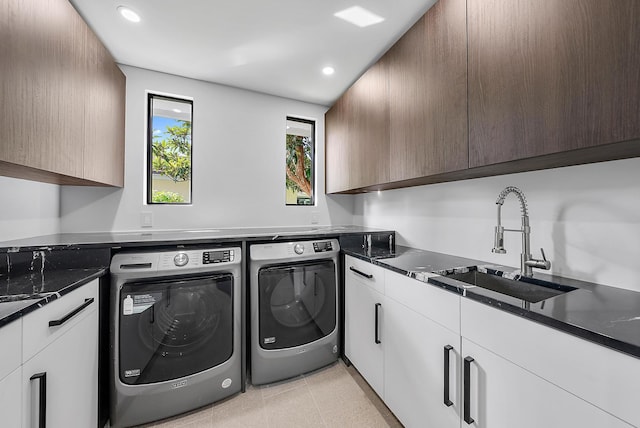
(492, 226, 506, 254)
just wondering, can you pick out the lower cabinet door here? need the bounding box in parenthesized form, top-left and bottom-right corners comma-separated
(22, 305, 98, 428)
(461, 338, 633, 428)
(344, 276, 385, 397)
(384, 297, 460, 428)
(0, 368, 22, 428)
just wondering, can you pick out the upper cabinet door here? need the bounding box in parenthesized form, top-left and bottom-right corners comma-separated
(0, 0, 125, 187)
(83, 32, 126, 187)
(468, 0, 640, 168)
(0, 0, 87, 179)
(325, 60, 389, 193)
(348, 60, 390, 190)
(388, 0, 468, 181)
(325, 91, 351, 194)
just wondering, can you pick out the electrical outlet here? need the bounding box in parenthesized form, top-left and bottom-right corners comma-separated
(140, 212, 153, 228)
(311, 211, 319, 224)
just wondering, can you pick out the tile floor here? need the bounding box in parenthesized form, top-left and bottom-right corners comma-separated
(137, 361, 403, 428)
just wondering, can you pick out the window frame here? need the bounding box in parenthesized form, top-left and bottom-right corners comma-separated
(146, 93, 194, 205)
(285, 116, 316, 206)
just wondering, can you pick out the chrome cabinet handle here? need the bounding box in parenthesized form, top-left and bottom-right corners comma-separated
(48, 298, 94, 327)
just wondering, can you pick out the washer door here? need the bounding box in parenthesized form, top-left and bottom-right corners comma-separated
(258, 260, 336, 350)
(118, 273, 233, 385)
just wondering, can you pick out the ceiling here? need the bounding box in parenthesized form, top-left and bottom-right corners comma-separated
(69, 0, 437, 106)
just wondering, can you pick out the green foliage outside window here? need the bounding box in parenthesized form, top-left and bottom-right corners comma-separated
(151, 190, 185, 203)
(152, 120, 192, 183)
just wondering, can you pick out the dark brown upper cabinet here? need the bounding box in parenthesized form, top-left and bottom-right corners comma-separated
(468, 0, 640, 168)
(325, 90, 351, 194)
(348, 60, 390, 190)
(325, 60, 389, 193)
(387, 0, 468, 182)
(0, 0, 125, 187)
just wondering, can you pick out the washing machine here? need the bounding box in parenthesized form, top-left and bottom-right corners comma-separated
(109, 246, 242, 428)
(249, 239, 339, 385)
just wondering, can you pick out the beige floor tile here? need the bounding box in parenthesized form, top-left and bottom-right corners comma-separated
(264, 385, 326, 428)
(128, 361, 402, 428)
(210, 385, 267, 428)
(344, 365, 403, 428)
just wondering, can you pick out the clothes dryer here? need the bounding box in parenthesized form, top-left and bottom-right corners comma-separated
(249, 239, 339, 385)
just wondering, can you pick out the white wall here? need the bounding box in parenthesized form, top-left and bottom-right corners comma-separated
(60, 66, 354, 232)
(354, 157, 640, 292)
(0, 176, 60, 241)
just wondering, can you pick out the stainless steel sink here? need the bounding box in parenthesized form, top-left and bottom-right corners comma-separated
(445, 270, 577, 303)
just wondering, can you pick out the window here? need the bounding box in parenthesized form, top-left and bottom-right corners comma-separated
(285, 117, 315, 205)
(147, 94, 193, 204)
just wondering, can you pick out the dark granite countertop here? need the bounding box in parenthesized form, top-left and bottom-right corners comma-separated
(0, 268, 107, 328)
(343, 245, 640, 360)
(0, 225, 392, 252)
(0, 227, 393, 327)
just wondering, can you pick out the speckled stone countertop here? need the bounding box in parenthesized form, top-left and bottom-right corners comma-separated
(343, 245, 640, 359)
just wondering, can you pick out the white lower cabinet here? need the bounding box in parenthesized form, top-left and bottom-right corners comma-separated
(384, 297, 460, 428)
(344, 258, 638, 428)
(344, 256, 385, 396)
(0, 367, 22, 428)
(19, 279, 99, 428)
(461, 338, 632, 428)
(344, 257, 461, 428)
(461, 297, 640, 427)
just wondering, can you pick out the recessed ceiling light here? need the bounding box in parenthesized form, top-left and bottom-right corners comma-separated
(117, 6, 141, 23)
(322, 66, 335, 76)
(172, 108, 182, 113)
(334, 6, 384, 28)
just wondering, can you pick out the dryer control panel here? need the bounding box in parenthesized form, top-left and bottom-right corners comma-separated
(249, 239, 340, 262)
(312, 241, 334, 252)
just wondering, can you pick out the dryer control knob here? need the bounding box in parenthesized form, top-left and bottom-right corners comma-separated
(294, 244, 305, 255)
(174, 252, 189, 267)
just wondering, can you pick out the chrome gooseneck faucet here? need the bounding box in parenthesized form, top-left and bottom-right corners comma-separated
(492, 186, 551, 277)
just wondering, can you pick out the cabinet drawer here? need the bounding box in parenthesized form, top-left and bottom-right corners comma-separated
(461, 298, 640, 427)
(385, 270, 460, 334)
(0, 319, 22, 381)
(23, 279, 98, 363)
(345, 255, 386, 295)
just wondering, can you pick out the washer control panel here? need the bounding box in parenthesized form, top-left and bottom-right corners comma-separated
(110, 247, 241, 275)
(203, 249, 234, 264)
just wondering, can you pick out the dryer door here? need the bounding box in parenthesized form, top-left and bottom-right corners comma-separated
(118, 273, 233, 385)
(258, 260, 336, 350)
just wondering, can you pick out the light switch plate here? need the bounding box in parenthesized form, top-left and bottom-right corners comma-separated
(311, 211, 319, 224)
(140, 212, 153, 228)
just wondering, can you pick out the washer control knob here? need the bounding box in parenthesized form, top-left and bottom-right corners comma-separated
(174, 252, 189, 267)
(294, 244, 305, 255)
